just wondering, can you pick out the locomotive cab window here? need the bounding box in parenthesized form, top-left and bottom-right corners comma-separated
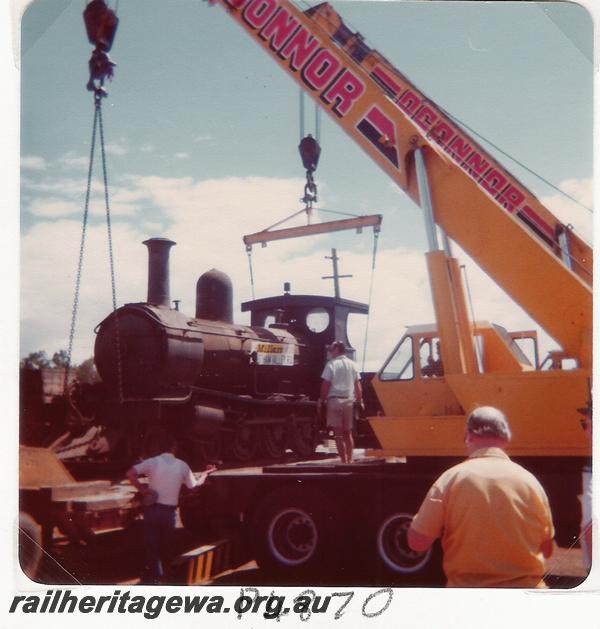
(306, 308, 330, 333)
(379, 335, 414, 381)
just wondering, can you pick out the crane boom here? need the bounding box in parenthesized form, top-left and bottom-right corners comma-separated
(213, 0, 592, 366)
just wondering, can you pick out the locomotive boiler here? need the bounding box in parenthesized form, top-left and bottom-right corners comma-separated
(90, 237, 368, 467)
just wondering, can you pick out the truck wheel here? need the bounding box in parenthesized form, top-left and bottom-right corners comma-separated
(251, 487, 341, 578)
(375, 512, 432, 576)
(19, 512, 43, 581)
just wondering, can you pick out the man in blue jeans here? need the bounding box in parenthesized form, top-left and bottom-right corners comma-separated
(126, 434, 216, 583)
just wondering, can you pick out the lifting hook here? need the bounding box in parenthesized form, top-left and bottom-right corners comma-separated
(298, 134, 321, 210)
(83, 0, 119, 96)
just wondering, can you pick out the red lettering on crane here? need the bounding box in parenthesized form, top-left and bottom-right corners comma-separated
(259, 7, 300, 50)
(481, 169, 509, 197)
(414, 105, 438, 131)
(447, 136, 472, 162)
(279, 26, 320, 71)
(496, 185, 525, 214)
(464, 152, 490, 178)
(322, 69, 365, 116)
(302, 49, 342, 90)
(398, 89, 421, 115)
(242, 0, 278, 28)
(429, 120, 456, 146)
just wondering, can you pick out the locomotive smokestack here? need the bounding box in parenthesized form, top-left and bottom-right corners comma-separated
(143, 237, 176, 307)
(196, 269, 233, 323)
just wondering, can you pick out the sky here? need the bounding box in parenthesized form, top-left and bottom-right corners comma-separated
(15, 0, 595, 372)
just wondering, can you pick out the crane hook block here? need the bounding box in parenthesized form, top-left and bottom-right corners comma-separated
(84, 1, 119, 94)
(83, 0, 119, 52)
(299, 134, 321, 174)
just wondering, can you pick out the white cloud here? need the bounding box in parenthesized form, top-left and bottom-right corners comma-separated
(175, 152, 190, 160)
(28, 198, 82, 218)
(23, 176, 143, 218)
(21, 220, 148, 364)
(140, 144, 154, 153)
(194, 134, 212, 143)
(59, 151, 90, 170)
(104, 142, 128, 156)
(23, 175, 86, 197)
(21, 155, 46, 171)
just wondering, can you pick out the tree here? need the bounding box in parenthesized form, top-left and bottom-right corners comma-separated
(51, 350, 70, 368)
(20, 351, 50, 370)
(75, 357, 100, 384)
(21, 350, 100, 384)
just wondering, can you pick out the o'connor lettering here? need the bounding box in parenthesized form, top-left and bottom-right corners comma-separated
(226, 0, 368, 120)
(224, 0, 555, 246)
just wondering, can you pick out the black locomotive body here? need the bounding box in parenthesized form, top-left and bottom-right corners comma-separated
(89, 238, 368, 467)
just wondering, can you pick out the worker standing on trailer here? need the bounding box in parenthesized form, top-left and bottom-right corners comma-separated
(126, 434, 216, 584)
(407, 406, 555, 588)
(319, 341, 364, 464)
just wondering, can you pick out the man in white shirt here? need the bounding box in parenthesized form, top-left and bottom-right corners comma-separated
(319, 340, 363, 463)
(126, 434, 216, 583)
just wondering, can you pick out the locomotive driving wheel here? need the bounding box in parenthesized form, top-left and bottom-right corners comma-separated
(291, 419, 318, 457)
(259, 423, 288, 459)
(194, 432, 223, 463)
(228, 424, 259, 462)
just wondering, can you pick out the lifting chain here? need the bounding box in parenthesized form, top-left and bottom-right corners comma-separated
(63, 95, 98, 415)
(64, 3, 123, 408)
(246, 245, 256, 300)
(361, 226, 380, 372)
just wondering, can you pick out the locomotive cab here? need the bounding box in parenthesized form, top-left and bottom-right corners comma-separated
(242, 291, 368, 359)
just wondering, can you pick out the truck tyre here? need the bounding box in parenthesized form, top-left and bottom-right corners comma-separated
(375, 512, 431, 574)
(369, 509, 443, 584)
(19, 512, 43, 581)
(251, 486, 341, 579)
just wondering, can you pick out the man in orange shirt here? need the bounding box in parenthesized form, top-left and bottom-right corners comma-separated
(407, 406, 554, 588)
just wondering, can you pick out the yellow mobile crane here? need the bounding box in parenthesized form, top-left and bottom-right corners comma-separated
(211, 0, 591, 462)
(184, 0, 592, 578)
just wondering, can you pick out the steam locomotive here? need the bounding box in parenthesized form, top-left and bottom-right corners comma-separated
(85, 237, 369, 467)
